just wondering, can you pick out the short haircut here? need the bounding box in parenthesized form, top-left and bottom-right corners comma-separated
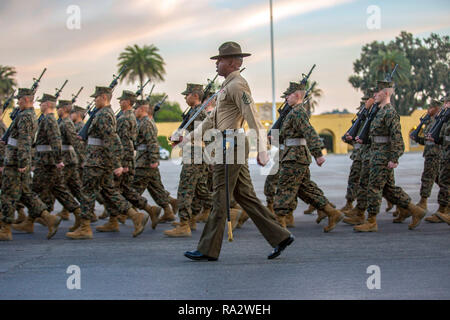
(191, 89, 204, 101)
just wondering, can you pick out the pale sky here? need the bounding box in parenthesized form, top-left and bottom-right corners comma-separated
(1, 0, 449, 114)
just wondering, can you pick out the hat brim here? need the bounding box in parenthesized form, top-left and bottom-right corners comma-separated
(210, 53, 251, 60)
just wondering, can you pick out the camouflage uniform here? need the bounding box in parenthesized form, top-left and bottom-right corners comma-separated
(32, 113, 80, 213)
(345, 143, 363, 202)
(79, 105, 131, 220)
(273, 103, 329, 217)
(58, 116, 86, 206)
(1, 108, 48, 224)
(416, 116, 442, 198)
(109, 109, 149, 214)
(132, 116, 171, 207)
(366, 104, 411, 216)
(437, 117, 449, 208)
(355, 144, 371, 210)
(177, 103, 212, 221)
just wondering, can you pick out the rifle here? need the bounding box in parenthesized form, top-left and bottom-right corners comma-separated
(116, 79, 151, 119)
(268, 80, 317, 138)
(41, 79, 68, 124)
(153, 95, 168, 114)
(71, 86, 84, 104)
(341, 102, 369, 143)
(428, 108, 450, 144)
(2, 68, 47, 143)
(78, 65, 127, 140)
(409, 112, 430, 144)
(355, 64, 399, 144)
(1, 90, 15, 116)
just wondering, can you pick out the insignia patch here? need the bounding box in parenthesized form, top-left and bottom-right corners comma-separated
(242, 92, 251, 105)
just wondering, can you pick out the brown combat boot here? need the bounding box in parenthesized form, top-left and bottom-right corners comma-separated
(164, 220, 191, 237)
(393, 206, 411, 223)
(343, 208, 365, 225)
(90, 213, 98, 223)
(95, 216, 120, 232)
(392, 206, 400, 217)
(56, 208, 70, 221)
(118, 214, 128, 224)
(304, 204, 315, 214)
(0, 222, 13, 241)
(41, 210, 62, 239)
(127, 208, 149, 237)
(386, 200, 393, 212)
(416, 197, 428, 211)
(14, 208, 27, 224)
(408, 203, 426, 230)
(285, 211, 295, 228)
(66, 218, 93, 240)
(340, 200, 354, 213)
(230, 207, 242, 230)
(35, 217, 47, 227)
(323, 203, 344, 233)
(189, 216, 197, 231)
(236, 210, 249, 228)
(169, 196, 179, 215)
(195, 207, 211, 223)
(316, 209, 327, 224)
(276, 215, 287, 228)
(69, 208, 82, 232)
(158, 205, 175, 223)
(354, 214, 378, 232)
(344, 206, 360, 218)
(12, 216, 35, 233)
(98, 210, 109, 220)
(267, 202, 274, 214)
(424, 214, 443, 223)
(436, 211, 450, 225)
(144, 204, 162, 229)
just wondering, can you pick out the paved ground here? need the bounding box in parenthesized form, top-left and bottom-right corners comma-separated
(0, 152, 449, 300)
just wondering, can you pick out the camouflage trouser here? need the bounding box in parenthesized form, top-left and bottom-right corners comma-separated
(437, 158, 449, 207)
(345, 158, 362, 202)
(1, 166, 47, 224)
(109, 168, 147, 216)
(80, 166, 132, 220)
(197, 163, 291, 259)
(264, 170, 298, 210)
(177, 163, 212, 221)
(132, 167, 170, 208)
(191, 165, 213, 215)
(356, 158, 370, 210)
(274, 161, 328, 217)
(32, 165, 80, 213)
(62, 164, 84, 204)
(367, 160, 411, 216)
(420, 156, 440, 198)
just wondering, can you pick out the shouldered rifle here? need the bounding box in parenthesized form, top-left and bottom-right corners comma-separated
(78, 65, 127, 140)
(153, 95, 168, 114)
(341, 103, 369, 143)
(2, 68, 47, 143)
(428, 108, 450, 144)
(43, 79, 68, 124)
(1, 90, 15, 115)
(409, 112, 430, 144)
(268, 80, 316, 138)
(71, 87, 83, 104)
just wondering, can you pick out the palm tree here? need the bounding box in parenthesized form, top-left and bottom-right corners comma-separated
(0, 65, 17, 103)
(304, 82, 323, 117)
(118, 44, 166, 98)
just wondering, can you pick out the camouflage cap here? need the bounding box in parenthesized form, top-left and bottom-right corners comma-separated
(282, 82, 306, 98)
(361, 88, 376, 101)
(117, 90, 137, 101)
(428, 99, 443, 108)
(90, 86, 112, 98)
(37, 93, 57, 103)
(181, 83, 204, 96)
(210, 41, 251, 60)
(56, 100, 72, 109)
(376, 80, 395, 90)
(15, 88, 35, 99)
(71, 105, 86, 115)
